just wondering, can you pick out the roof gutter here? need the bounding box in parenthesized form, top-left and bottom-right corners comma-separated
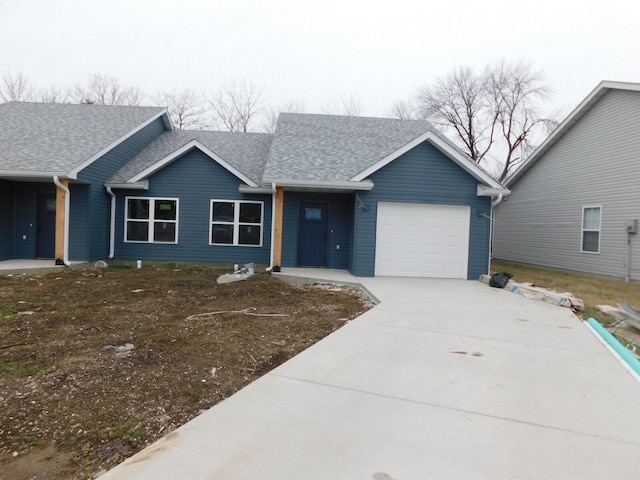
(239, 185, 275, 194)
(0, 171, 68, 181)
(262, 179, 374, 191)
(477, 185, 510, 197)
(53, 176, 71, 266)
(104, 181, 149, 190)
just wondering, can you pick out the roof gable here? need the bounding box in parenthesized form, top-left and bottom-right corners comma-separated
(505, 81, 640, 187)
(107, 130, 273, 187)
(263, 113, 505, 191)
(351, 129, 502, 189)
(262, 113, 435, 182)
(0, 102, 169, 179)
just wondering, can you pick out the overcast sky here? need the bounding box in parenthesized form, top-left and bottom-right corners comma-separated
(1, 0, 638, 119)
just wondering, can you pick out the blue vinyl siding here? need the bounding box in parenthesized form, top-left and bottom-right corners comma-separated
(351, 141, 491, 279)
(113, 148, 271, 264)
(0, 180, 14, 259)
(281, 192, 353, 269)
(74, 116, 166, 260)
(68, 184, 89, 261)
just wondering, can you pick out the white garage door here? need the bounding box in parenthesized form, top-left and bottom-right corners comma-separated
(375, 203, 470, 278)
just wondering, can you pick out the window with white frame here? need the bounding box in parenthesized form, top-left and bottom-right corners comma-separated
(125, 197, 178, 243)
(581, 206, 601, 253)
(210, 200, 263, 246)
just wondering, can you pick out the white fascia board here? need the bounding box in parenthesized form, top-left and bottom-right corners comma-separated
(505, 80, 640, 187)
(104, 181, 149, 190)
(0, 170, 67, 179)
(350, 130, 504, 190)
(262, 179, 374, 191)
(477, 185, 510, 196)
(68, 110, 171, 179)
(238, 185, 274, 194)
(129, 140, 259, 187)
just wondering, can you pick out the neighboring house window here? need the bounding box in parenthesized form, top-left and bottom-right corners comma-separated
(125, 197, 178, 243)
(210, 200, 263, 246)
(581, 206, 601, 253)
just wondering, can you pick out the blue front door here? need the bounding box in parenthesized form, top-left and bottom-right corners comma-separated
(298, 202, 328, 266)
(36, 193, 56, 258)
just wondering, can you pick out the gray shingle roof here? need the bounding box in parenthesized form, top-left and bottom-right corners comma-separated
(262, 113, 434, 182)
(108, 130, 273, 185)
(0, 102, 165, 175)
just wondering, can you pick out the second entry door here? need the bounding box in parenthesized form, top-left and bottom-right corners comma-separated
(298, 203, 328, 266)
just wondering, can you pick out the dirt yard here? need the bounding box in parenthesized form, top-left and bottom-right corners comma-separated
(0, 264, 372, 479)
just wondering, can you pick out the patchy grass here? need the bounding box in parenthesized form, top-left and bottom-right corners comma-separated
(0, 361, 43, 376)
(491, 259, 640, 352)
(0, 265, 372, 479)
(491, 259, 640, 309)
(0, 305, 18, 318)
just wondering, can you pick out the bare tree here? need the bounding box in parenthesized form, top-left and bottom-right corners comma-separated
(205, 80, 263, 132)
(417, 66, 497, 164)
(416, 61, 554, 181)
(153, 89, 205, 130)
(388, 98, 421, 120)
(38, 84, 70, 103)
(261, 99, 306, 133)
(321, 92, 364, 116)
(487, 61, 551, 180)
(0, 72, 35, 102)
(69, 73, 145, 106)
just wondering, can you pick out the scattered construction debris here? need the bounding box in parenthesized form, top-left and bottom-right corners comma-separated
(186, 307, 289, 320)
(481, 275, 584, 311)
(216, 263, 256, 284)
(597, 303, 640, 331)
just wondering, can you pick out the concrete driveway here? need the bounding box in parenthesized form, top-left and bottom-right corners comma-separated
(100, 275, 640, 479)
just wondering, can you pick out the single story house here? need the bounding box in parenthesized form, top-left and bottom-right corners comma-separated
(0, 101, 508, 279)
(493, 81, 640, 281)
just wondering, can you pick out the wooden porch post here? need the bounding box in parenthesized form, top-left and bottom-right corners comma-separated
(55, 178, 68, 263)
(273, 186, 284, 267)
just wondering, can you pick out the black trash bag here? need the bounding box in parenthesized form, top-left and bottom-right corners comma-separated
(489, 272, 513, 288)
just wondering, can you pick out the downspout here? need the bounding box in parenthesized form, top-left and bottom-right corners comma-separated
(106, 186, 116, 259)
(268, 182, 276, 271)
(53, 176, 71, 266)
(488, 194, 504, 272)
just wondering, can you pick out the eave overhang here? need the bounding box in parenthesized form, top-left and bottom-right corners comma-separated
(262, 179, 374, 193)
(104, 181, 149, 190)
(477, 185, 510, 196)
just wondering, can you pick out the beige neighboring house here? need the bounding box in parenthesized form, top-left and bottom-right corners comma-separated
(493, 81, 640, 281)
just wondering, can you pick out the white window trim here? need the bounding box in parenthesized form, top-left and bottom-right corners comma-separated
(209, 199, 263, 247)
(581, 205, 601, 254)
(125, 196, 179, 244)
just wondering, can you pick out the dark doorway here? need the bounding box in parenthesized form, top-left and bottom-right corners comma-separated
(298, 202, 328, 266)
(36, 193, 56, 258)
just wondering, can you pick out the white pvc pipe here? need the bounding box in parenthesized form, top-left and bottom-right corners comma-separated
(106, 186, 116, 259)
(53, 176, 71, 266)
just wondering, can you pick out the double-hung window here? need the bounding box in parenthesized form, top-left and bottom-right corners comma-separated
(125, 197, 178, 243)
(210, 200, 263, 246)
(581, 206, 601, 253)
